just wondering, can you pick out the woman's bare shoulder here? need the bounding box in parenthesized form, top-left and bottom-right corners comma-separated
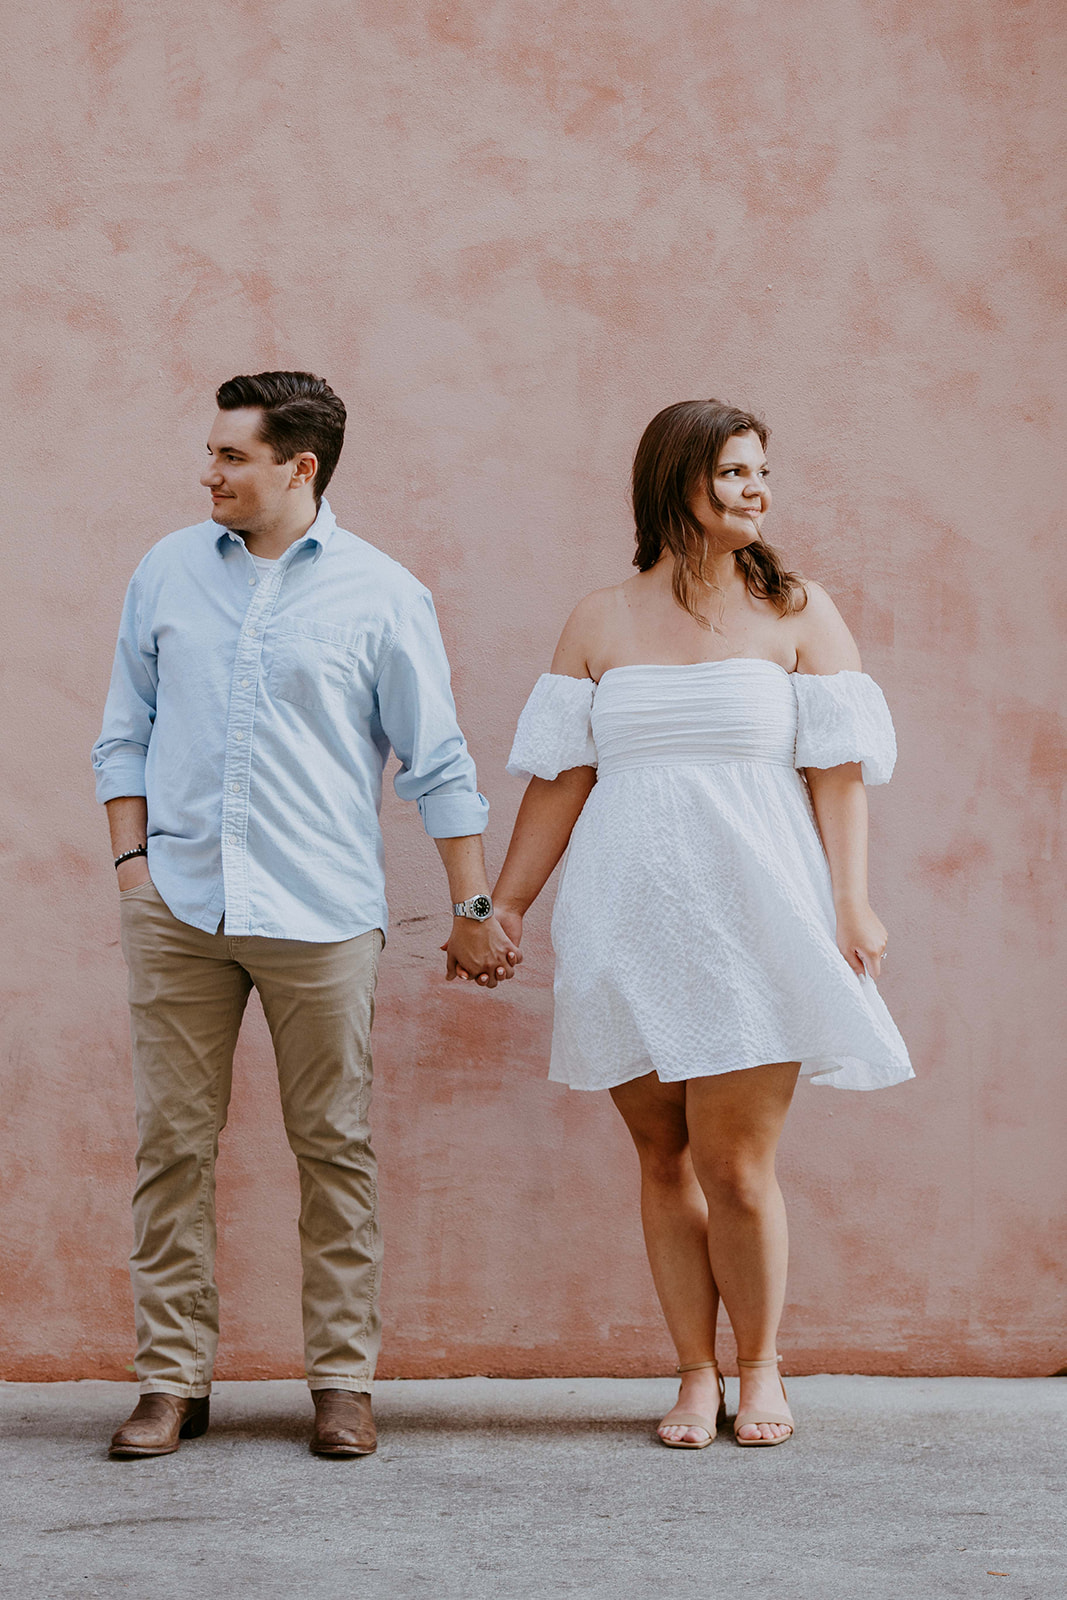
(794, 580, 863, 674)
(550, 583, 628, 677)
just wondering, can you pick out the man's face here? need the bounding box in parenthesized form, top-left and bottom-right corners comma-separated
(200, 408, 297, 534)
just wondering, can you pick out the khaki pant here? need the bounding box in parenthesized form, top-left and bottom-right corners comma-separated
(118, 881, 384, 1398)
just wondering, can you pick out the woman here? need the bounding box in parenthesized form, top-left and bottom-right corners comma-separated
(491, 400, 913, 1448)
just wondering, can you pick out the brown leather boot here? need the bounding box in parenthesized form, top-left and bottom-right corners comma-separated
(309, 1389, 377, 1456)
(109, 1393, 210, 1458)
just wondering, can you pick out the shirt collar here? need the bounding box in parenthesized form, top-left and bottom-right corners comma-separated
(214, 498, 337, 562)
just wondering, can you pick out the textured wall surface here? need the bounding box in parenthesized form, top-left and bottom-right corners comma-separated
(1, 0, 1064, 1381)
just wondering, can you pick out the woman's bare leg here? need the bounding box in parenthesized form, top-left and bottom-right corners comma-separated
(685, 1062, 800, 1441)
(610, 1072, 722, 1444)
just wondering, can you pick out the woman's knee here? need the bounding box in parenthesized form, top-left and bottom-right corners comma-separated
(630, 1128, 692, 1187)
(694, 1150, 775, 1212)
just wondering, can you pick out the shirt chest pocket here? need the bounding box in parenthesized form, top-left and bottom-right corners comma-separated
(269, 622, 361, 712)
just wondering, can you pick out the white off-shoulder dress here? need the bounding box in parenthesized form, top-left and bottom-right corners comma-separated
(507, 659, 913, 1092)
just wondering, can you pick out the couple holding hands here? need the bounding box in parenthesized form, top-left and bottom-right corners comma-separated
(94, 370, 911, 1461)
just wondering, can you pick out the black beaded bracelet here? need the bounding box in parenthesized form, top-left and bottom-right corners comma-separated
(114, 846, 149, 869)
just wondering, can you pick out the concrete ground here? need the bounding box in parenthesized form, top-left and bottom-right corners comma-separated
(1, 1377, 1064, 1600)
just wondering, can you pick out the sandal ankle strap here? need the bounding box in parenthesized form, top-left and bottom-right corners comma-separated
(736, 1356, 782, 1369)
(676, 1360, 720, 1374)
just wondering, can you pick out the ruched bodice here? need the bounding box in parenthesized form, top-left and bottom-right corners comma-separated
(593, 660, 797, 777)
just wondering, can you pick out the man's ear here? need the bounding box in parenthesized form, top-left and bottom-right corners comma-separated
(290, 451, 318, 489)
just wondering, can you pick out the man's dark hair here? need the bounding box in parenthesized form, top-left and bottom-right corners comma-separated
(215, 371, 346, 502)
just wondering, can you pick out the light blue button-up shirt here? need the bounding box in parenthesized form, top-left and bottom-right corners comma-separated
(92, 500, 488, 941)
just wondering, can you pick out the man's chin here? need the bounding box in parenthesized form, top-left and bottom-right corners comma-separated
(209, 502, 238, 526)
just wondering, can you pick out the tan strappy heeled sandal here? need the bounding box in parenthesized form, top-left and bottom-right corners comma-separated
(734, 1355, 794, 1447)
(657, 1359, 727, 1450)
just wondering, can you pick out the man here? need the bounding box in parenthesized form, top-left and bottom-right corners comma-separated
(93, 371, 517, 1459)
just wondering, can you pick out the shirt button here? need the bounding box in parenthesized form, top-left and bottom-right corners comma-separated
(233, 731, 244, 742)
(248, 576, 257, 586)
(228, 835, 239, 847)
(230, 782, 241, 793)
(240, 678, 251, 688)
(248, 627, 258, 638)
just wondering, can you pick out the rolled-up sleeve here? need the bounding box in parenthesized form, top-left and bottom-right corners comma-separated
(91, 571, 158, 803)
(376, 590, 489, 838)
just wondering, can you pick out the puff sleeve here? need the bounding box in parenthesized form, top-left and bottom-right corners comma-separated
(793, 670, 897, 786)
(507, 673, 598, 781)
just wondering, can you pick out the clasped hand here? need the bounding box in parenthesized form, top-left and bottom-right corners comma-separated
(443, 912, 522, 989)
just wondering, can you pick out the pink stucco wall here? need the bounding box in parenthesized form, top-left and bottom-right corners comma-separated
(1, 2, 1064, 1381)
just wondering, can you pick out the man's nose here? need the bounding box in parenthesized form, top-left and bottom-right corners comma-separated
(201, 462, 221, 487)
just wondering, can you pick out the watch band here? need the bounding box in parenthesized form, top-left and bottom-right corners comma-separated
(114, 846, 149, 869)
(452, 893, 493, 921)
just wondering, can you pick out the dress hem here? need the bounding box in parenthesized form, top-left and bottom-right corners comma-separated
(548, 1050, 915, 1094)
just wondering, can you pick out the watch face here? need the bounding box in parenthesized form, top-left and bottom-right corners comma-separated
(470, 895, 492, 919)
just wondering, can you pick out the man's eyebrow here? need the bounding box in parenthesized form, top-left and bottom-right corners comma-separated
(207, 443, 248, 456)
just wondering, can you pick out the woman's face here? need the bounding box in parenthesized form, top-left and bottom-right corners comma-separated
(689, 429, 771, 552)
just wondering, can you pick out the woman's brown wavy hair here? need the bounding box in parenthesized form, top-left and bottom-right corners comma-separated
(631, 399, 806, 626)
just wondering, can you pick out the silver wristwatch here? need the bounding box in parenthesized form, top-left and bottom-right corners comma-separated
(452, 893, 493, 921)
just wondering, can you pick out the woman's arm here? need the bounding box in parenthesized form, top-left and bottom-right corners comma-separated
(804, 765, 885, 978)
(493, 767, 597, 943)
(491, 592, 606, 946)
(796, 584, 887, 980)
